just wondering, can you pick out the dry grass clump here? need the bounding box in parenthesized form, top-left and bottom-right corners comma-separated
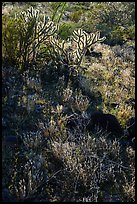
(51, 128, 135, 202)
(120, 146, 135, 202)
(3, 123, 135, 202)
(7, 129, 50, 202)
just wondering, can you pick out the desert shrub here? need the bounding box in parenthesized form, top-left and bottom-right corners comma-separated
(49, 2, 62, 11)
(111, 25, 135, 45)
(112, 43, 135, 63)
(2, 7, 58, 72)
(8, 131, 47, 201)
(58, 22, 80, 40)
(2, 15, 21, 66)
(70, 10, 84, 23)
(5, 122, 134, 202)
(80, 2, 135, 45)
(39, 28, 106, 89)
(111, 26, 127, 45)
(51, 2, 67, 23)
(65, 2, 88, 12)
(85, 42, 135, 127)
(51, 130, 135, 202)
(126, 24, 135, 40)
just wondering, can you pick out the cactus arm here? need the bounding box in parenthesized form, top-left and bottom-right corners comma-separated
(70, 29, 106, 66)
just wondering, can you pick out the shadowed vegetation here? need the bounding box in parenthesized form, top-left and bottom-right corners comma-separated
(2, 2, 135, 202)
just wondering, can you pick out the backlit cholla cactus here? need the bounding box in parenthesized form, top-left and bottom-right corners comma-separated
(50, 29, 106, 67)
(71, 29, 106, 65)
(15, 7, 58, 70)
(15, 7, 105, 73)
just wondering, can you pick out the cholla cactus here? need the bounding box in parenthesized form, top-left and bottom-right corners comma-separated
(48, 29, 106, 89)
(15, 7, 58, 71)
(14, 7, 105, 75)
(71, 29, 106, 65)
(50, 28, 106, 67)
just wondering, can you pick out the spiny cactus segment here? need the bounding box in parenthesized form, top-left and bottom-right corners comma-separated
(15, 7, 58, 70)
(50, 28, 106, 67)
(71, 29, 106, 65)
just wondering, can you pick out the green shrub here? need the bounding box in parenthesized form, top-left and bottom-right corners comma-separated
(80, 2, 135, 45)
(126, 24, 135, 40)
(70, 10, 83, 23)
(111, 26, 127, 45)
(58, 22, 80, 40)
(49, 2, 67, 23)
(2, 15, 22, 65)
